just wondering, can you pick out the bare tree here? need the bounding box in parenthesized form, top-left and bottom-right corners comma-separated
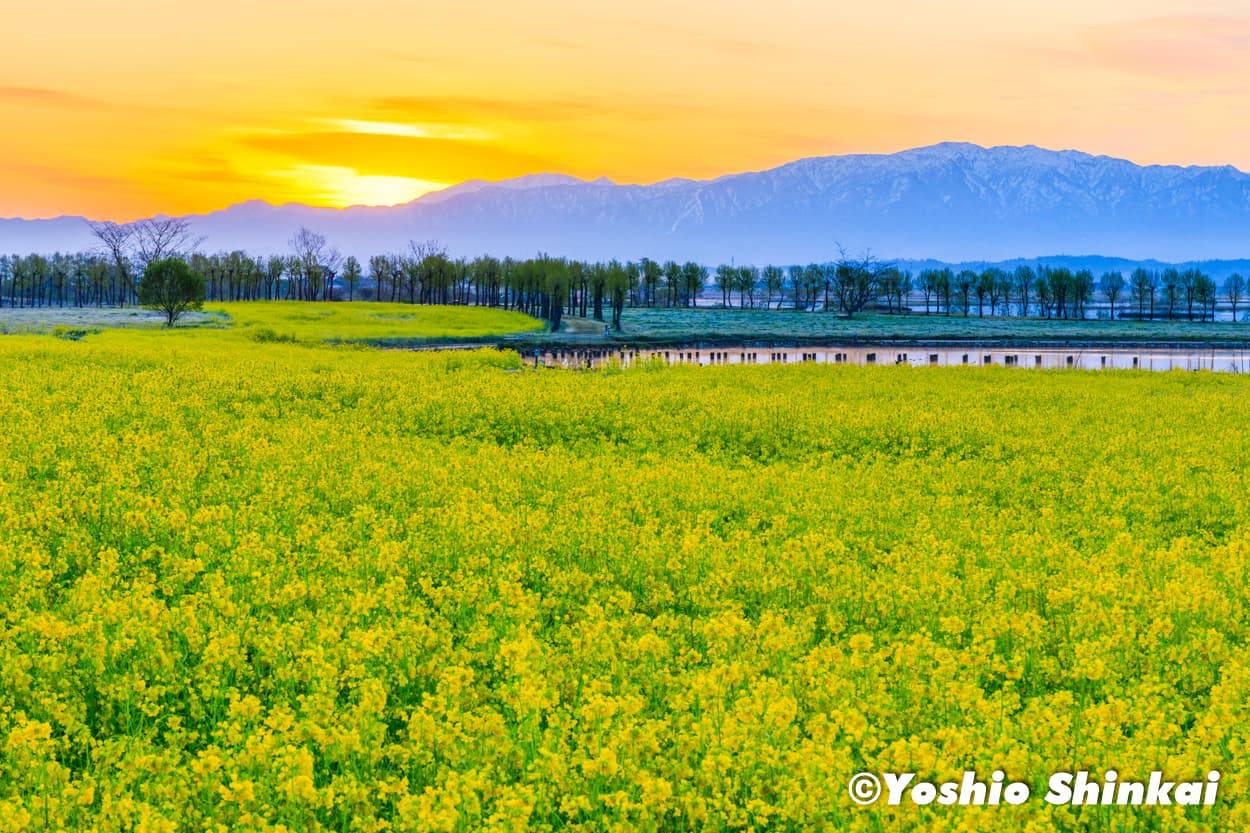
(132, 217, 203, 268)
(320, 247, 343, 301)
(406, 240, 447, 304)
(831, 246, 885, 317)
(289, 226, 332, 300)
(87, 220, 134, 305)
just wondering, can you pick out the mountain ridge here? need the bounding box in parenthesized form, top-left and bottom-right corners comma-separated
(4, 142, 1250, 263)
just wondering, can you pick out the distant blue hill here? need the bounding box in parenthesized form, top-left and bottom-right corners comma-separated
(3, 143, 1250, 264)
(895, 256, 1250, 281)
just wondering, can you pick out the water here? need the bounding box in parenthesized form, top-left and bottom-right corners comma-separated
(535, 345, 1250, 373)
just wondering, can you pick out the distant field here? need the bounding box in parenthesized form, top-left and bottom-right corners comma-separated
(208, 301, 546, 342)
(524, 308, 1250, 346)
(0, 302, 545, 342)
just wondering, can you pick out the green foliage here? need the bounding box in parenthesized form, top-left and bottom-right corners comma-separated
(138, 257, 207, 328)
(249, 327, 299, 344)
(50, 325, 100, 341)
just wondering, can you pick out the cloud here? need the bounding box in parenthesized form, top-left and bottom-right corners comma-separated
(327, 119, 494, 141)
(0, 86, 104, 109)
(1084, 15, 1250, 80)
(165, 156, 273, 189)
(0, 161, 141, 193)
(619, 17, 794, 57)
(238, 131, 555, 182)
(368, 95, 609, 124)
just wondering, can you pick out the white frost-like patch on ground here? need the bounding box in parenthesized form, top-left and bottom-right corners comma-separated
(0, 307, 228, 333)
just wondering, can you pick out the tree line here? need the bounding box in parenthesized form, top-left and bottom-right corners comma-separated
(0, 221, 647, 330)
(2, 217, 1247, 328)
(909, 265, 1238, 322)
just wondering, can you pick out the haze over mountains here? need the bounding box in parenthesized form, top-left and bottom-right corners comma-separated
(5, 142, 1250, 267)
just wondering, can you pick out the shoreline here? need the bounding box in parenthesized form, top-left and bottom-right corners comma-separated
(393, 333, 1250, 352)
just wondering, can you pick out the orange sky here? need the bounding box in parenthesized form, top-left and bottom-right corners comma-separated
(4, 0, 1250, 220)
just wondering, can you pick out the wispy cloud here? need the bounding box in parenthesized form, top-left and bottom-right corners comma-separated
(238, 130, 554, 182)
(0, 86, 104, 109)
(0, 161, 147, 198)
(369, 95, 608, 124)
(619, 17, 794, 56)
(327, 119, 494, 141)
(1084, 15, 1250, 80)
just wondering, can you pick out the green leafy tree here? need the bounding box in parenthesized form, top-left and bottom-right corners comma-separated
(1072, 269, 1095, 319)
(342, 256, 362, 302)
(681, 262, 707, 308)
(786, 265, 805, 310)
(762, 265, 784, 309)
(640, 258, 662, 306)
(1130, 268, 1156, 319)
(715, 264, 735, 308)
(738, 265, 759, 308)
(803, 264, 825, 311)
(1099, 271, 1125, 320)
(935, 268, 954, 316)
(608, 260, 630, 330)
(1193, 273, 1217, 322)
(1012, 265, 1035, 316)
(955, 270, 976, 316)
(979, 267, 1007, 316)
(138, 257, 206, 328)
(917, 269, 939, 314)
(662, 260, 681, 307)
(974, 270, 995, 317)
(1161, 268, 1181, 320)
(1225, 274, 1245, 322)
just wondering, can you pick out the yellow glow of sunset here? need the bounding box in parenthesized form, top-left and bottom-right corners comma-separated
(3, 0, 1250, 219)
(275, 166, 449, 208)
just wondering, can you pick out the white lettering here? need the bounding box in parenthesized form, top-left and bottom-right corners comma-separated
(883, 772, 915, 806)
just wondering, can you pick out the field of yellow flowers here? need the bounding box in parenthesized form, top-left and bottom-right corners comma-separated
(2, 315, 1248, 832)
(206, 301, 546, 343)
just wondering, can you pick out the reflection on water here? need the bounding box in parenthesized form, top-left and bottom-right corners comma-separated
(533, 345, 1250, 373)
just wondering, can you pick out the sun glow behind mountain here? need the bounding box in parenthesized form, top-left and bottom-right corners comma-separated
(276, 165, 448, 209)
(4, 0, 1250, 220)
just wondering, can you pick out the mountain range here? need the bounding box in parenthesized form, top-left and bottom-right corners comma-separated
(4, 142, 1250, 265)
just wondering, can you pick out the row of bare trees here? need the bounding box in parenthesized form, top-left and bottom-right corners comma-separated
(86, 217, 204, 305)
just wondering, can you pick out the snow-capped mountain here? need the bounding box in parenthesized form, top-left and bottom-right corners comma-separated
(4, 143, 1250, 263)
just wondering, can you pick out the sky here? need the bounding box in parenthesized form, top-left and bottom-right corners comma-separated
(3, 0, 1250, 220)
